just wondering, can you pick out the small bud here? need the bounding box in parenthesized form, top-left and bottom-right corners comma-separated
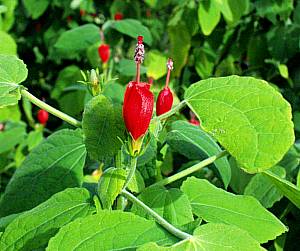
(156, 58, 174, 116)
(89, 69, 100, 96)
(98, 44, 110, 63)
(37, 109, 49, 125)
(114, 12, 123, 20)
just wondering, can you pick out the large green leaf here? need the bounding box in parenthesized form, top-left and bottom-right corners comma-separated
(166, 120, 231, 188)
(138, 223, 264, 251)
(198, 0, 221, 36)
(117, 58, 147, 77)
(82, 95, 125, 162)
(244, 166, 285, 208)
(22, 0, 49, 19)
(0, 121, 26, 154)
(0, 129, 86, 217)
(109, 19, 152, 46)
(0, 105, 21, 122)
(131, 186, 194, 226)
(98, 167, 126, 209)
(0, 55, 28, 107)
(181, 177, 287, 243)
(0, 188, 94, 251)
(263, 170, 300, 209)
(0, 31, 17, 55)
(54, 24, 100, 59)
(184, 75, 294, 173)
(1, 0, 17, 31)
(46, 210, 175, 251)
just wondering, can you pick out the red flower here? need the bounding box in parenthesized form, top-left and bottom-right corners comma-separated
(37, 109, 49, 125)
(156, 58, 174, 116)
(114, 12, 123, 20)
(80, 9, 86, 17)
(122, 36, 154, 154)
(123, 81, 154, 141)
(98, 44, 110, 63)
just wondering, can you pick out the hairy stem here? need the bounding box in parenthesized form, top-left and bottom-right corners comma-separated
(20, 89, 82, 127)
(155, 100, 186, 121)
(123, 156, 137, 189)
(121, 189, 192, 240)
(152, 150, 228, 187)
(136, 63, 140, 84)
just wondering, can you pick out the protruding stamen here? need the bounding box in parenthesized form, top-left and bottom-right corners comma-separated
(134, 36, 144, 64)
(165, 58, 173, 87)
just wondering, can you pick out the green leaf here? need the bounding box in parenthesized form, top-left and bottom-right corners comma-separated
(138, 223, 264, 251)
(0, 55, 28, 107)
(0, 105, 21, 122)
(145, 50, 167, 80)
(0, 31, 17, 55)
(0, 129, 86, 217)
(23, 0, 49, 19)
(1, 0, 17, 31)
(82, 95, 125, 162)
(181, 177, 287, 243)
(103, 82, 125, 104)
(167, 120, 231, 188)
(0, 188, 94, 251)
(54, 24, 100, 59)
(263, 170, 300, 209)
(97, 167, 127, 209)
(244, 166, 285, 208)
(278, 64, 289, 79)
(109, 19, 152, 46)
(131, 186, 194, 226)
(198, 0, 221, 36)
(46, 210, 175, 251)
(127, 169, 145, 193)
(168, 24, 191, 77)
(184, 75, 294, 173)
(117, 58, 147, 77)
(0, 121, 26, 154)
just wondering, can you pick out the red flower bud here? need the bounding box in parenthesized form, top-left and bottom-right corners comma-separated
(189, 118, 200, 126)
(156, 87, 173, 116)
(37, 109, 49, 125)
(80, 9, 86, 16)
(114, 12, 123, 20)
(123, 81, 154, 141)
(98, 44, 110, 63)
(156, 58, 174, 116)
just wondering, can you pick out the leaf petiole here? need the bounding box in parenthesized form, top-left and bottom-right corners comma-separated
(20, 88, 82, 127)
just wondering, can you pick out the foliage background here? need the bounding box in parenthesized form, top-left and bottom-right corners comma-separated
(0, 0, 300, 250)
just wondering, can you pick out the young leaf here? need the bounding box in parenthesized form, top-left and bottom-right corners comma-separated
(144, 50, 167, 80)
(166, 120, 231, 188)
(184, 75, 294, 173)
(244, 166, 285, 208)
(181, 177, 287, 243)
(131, 186, 194, 226)
(198, 0, 221, 36)
(0, 129, 86, 217)
(46, 210, 175, 251)
(0, 188, 94, 251)
(127, 169, 145, 193)
(0, 55, 28, 107)
(98, 167, 127, 209)
(138, 223, 264, 251)
(82, 95, 125, 162)
(263, 170, 300, 209)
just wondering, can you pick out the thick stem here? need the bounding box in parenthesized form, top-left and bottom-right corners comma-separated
(152, 150, 228, 187)
(123, 156, 137, 189)
(155, 100, 186, 121)
(136, 63, 140, 84)
(20, 89, 82, 127)
(121, 189, 192, 240)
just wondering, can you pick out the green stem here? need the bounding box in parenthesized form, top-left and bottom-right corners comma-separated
(155, 100, 186, 121)
(20, 89, 82, 127)
(123, 156, 137, 189)
(121, 189, 192, 240)
(152, 150, 228, 187)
